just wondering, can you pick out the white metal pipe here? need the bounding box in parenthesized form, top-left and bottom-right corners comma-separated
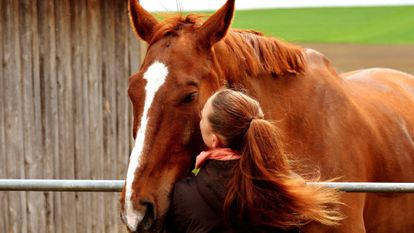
(0, 179, 123, 192)
(307, 182, 414, 193)
(0, 179, 414, 193)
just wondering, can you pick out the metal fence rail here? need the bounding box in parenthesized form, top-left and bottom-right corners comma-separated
(306, 182, 414, 193)
(0, 179, 123, 192)
(1, 179, 414, 193)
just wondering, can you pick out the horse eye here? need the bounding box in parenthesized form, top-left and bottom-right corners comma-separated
(181, 92, 198, 104)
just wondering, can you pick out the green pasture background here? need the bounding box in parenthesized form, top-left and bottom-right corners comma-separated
(232, 6, 414, 44)
(158, 6, 414, 44)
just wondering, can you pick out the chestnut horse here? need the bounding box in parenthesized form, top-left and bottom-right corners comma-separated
(120, 0, 414, 232)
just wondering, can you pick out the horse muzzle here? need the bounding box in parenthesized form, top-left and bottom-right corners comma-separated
(121, 199, 157, 233)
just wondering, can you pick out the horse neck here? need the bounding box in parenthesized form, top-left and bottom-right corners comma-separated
(210, 30, 352, 112)
(213, 46, 352, 139)
(212, 34, 348, 111)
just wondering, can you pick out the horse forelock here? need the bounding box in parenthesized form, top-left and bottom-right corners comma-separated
(149, 14, 205, 45)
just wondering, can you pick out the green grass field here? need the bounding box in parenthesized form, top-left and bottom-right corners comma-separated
(231, 6, 414, 44)
(157, 6, 414, 44)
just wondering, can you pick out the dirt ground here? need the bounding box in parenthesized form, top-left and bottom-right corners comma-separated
(300, 44, 414, 75)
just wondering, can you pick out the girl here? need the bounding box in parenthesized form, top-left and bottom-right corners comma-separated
(168, 89, 343, 233)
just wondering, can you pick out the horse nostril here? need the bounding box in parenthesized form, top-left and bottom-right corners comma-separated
(140, 200, 156, 230)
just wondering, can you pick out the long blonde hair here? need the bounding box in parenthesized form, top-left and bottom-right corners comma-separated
(207, 89, 343, 232)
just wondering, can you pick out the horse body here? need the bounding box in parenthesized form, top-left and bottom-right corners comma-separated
(246, 53, 414, 233)
(216, 41, 414, 232)
(121, 1, 414, 232)
(338, 68, 414, 232)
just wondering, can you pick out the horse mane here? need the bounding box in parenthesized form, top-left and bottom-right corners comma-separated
(150, 15, 307, 78)
(218, 29, 306, 78)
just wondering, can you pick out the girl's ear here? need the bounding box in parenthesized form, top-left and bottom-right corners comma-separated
(211, 134, 222, 148)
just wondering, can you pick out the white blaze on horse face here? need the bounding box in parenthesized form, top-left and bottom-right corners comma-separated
(124, 61, 168, 231)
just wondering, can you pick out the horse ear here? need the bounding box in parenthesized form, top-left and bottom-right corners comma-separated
(128, 0, 159, 43)
(196, 0, 235, 48)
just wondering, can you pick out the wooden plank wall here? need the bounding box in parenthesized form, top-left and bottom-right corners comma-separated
(0, 1, 141, 232)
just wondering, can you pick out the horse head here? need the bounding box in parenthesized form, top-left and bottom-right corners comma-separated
(120, 0, 236, 232)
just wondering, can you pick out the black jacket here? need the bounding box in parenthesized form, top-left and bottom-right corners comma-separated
(168, 160, 236, 233)
(167, 160, 299, 233)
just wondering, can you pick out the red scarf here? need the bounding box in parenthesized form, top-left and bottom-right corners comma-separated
(195, 148, 241, 169)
